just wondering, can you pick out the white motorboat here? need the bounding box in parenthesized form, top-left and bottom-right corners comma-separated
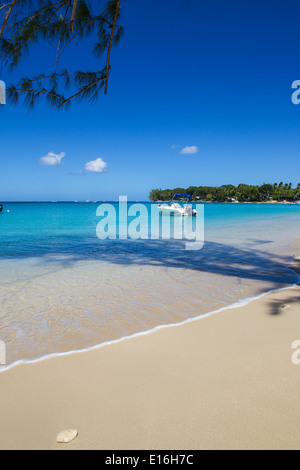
(158, 193, 197, 216)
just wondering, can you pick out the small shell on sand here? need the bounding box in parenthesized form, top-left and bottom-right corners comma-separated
(281, 304, 290, 310)
(56, 429, 78, 444)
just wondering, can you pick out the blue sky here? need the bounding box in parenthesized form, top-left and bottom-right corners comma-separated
(1, 0, 300, 201)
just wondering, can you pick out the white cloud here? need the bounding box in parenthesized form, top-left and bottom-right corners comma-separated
(84, 158, 107, 173)
(39, 152, 66, 166)
(180, 146, 198, 155)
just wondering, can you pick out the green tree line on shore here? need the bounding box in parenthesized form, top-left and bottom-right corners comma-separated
(149, 183, 300, 203)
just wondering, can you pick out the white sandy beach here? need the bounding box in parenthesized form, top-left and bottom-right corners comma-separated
(2, 0, 300, 453)
(0, 256, 299, 450)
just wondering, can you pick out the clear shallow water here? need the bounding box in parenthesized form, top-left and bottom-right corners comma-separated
(0, 202, 299, 365)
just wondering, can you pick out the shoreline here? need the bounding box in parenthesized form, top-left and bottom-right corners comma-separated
(1, 204, 299, 367)
(2, 200, 300, 204)
(1, 255, 299, 374)
(0, 256, 299, 449)
(155, 200, 300, 204)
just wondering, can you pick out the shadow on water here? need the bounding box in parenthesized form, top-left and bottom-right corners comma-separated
(0, 235, 298, 287)
(246, 239, 274, 245)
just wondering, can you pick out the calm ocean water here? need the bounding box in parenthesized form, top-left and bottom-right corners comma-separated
(0, 201, 299, 365)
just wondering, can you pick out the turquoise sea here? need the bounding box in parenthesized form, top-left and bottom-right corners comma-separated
(0, 201, 299, 366)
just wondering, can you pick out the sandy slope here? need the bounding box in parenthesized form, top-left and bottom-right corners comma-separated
(0, 262, 299, 450)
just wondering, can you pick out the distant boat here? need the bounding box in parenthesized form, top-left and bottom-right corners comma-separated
(158, 193, 197, 216)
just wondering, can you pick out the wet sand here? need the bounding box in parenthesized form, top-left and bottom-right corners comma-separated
(0, 259, 299, 450)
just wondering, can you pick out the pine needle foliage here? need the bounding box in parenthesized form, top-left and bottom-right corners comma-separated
(0, 0, 123, 109)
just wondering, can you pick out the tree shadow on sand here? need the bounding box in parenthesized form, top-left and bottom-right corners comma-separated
(1, 236, 298, 288)
(267, 295, 300, 316)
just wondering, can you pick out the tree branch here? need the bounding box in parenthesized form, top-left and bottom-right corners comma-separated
(0, 0, 17, 38)
(70, 0, 77, 32)
(1, 0, 123, 109)
(104, 0, 121, 94)
(58, 75, 105, 107)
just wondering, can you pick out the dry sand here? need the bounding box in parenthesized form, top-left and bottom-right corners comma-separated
(0, 261, 299, 450)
